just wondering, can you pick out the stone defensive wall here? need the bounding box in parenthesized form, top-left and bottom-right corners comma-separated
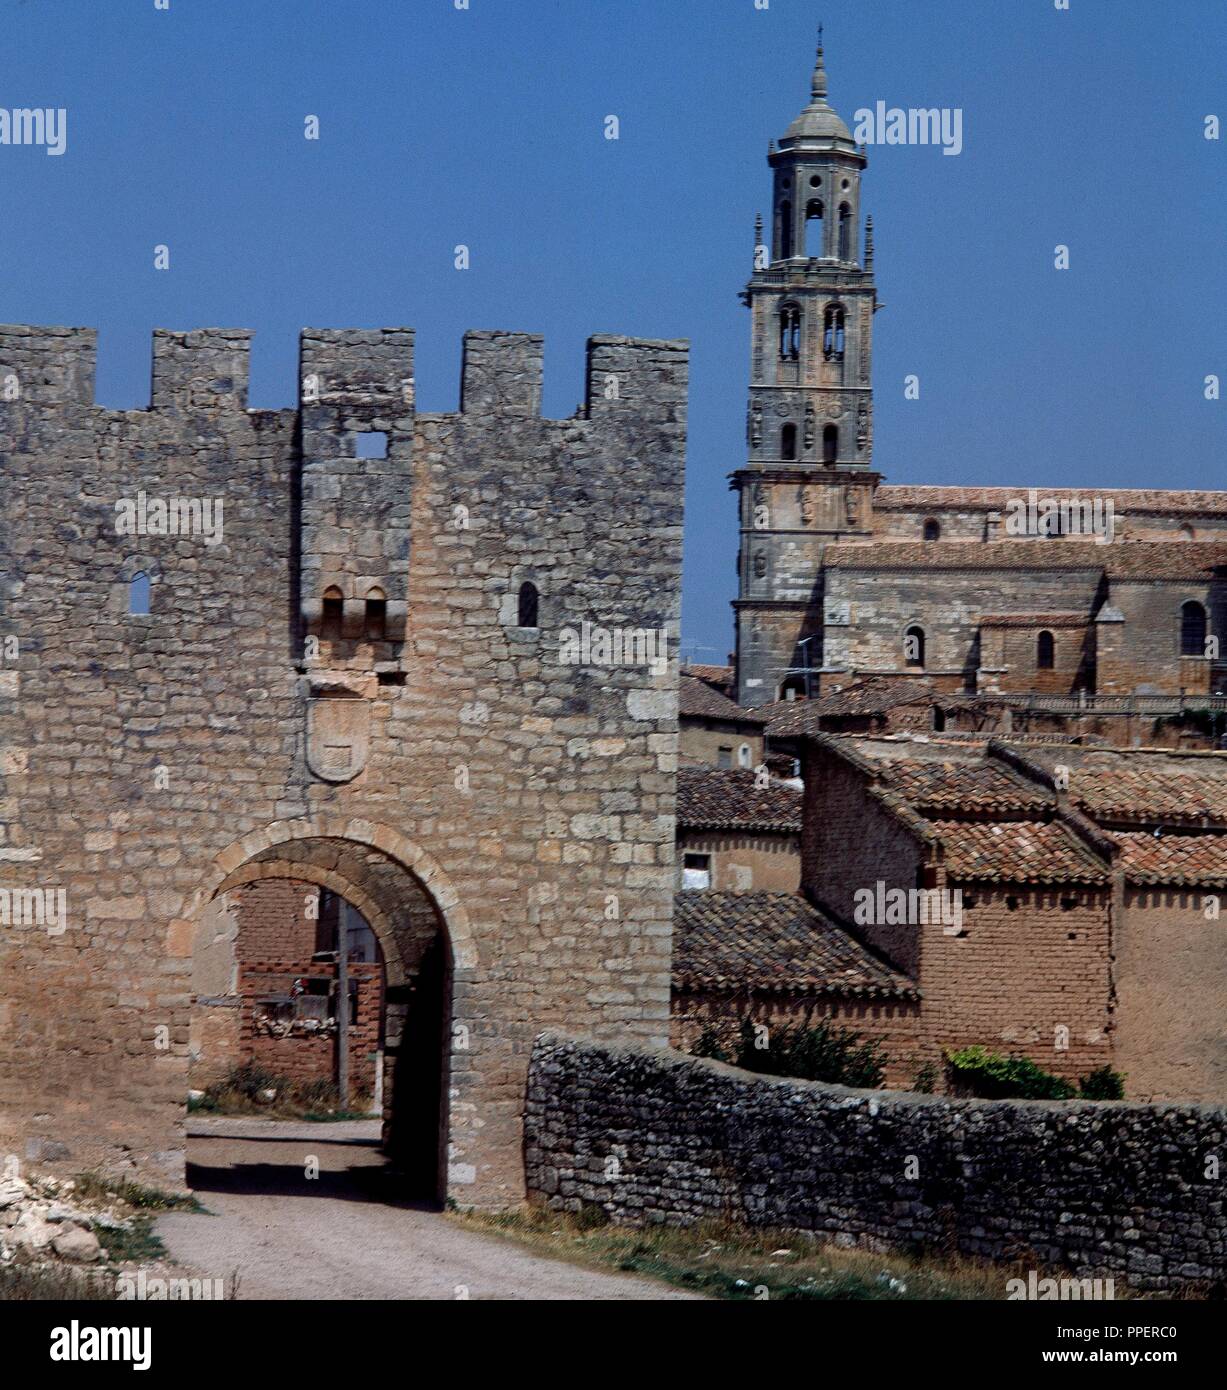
(0, 323, 687, 1206)
(526, 1033, 1227, 1293)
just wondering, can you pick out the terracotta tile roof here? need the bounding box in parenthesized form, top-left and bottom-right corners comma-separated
(678, 674, 765, 725)
(1002, 745, 1227, 826)
(1108, 831, 1227, 888)
(818, 736, 1227, 888)
(761, 678, 973, 736)
(874, 485, 1227, 518)
(676, 767, 802, 832)
(673, 890, 916, 998)
(928, 819, 1110, 885)
(882, 758, 1054, 816)
(1070, 768, 1227, 826)
(823, 540, 1227, 580)
(979, 612, 1087, 629)
(753, 696, 819, 734)
(682, 663, 734, 690)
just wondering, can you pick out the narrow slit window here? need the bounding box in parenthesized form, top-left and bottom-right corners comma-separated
(822, 424, 838, 464)
(129, 571, 151, 616)
(517, 581, 539, 629)
(1037, 630, 1055, 670)
(781, 423, 797, 461)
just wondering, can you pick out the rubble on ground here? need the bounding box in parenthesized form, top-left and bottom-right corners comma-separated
(0, 1173, 129, 1267)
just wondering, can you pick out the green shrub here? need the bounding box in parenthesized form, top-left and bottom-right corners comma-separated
(1077, 1065, 1126, 1100)
(734, 1017, 888, 1089)
(946, 1047, 1128, 1101)
(945, 1046, 1075, 1100)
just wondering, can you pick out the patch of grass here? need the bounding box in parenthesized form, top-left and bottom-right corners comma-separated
(192, 1064, 376, 1121)
(72, 1173, 203, 1213)
(454, 1208, 1137, 1302)
(95, 1215, 166, 1265)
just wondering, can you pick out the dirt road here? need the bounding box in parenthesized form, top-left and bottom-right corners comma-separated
(156, 1118, 695, 1301)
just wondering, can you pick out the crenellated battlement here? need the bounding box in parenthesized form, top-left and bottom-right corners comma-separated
(0, 324, 688, 422)
(0, 319, 688, 679)
(152, 328, 252, 410)
(0, 323, 97, 406)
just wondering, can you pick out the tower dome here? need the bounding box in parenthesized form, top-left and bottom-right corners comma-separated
(781, 33, 858, 152)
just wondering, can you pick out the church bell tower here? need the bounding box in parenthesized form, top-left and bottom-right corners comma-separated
(732, 32, 879, 706)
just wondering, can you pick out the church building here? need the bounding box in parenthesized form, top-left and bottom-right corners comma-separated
(733, 38, 1227, 710)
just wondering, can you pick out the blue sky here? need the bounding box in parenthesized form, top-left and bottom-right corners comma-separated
(1, 0, 1223, 665)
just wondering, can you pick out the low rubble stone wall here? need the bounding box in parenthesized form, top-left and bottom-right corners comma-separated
(525, 1033, 1227, 1293)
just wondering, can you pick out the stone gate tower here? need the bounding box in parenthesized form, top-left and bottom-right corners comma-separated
(733, 35, 879, 706)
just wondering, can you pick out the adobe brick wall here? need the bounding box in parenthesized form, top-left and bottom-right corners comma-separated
(200, 879, 386, 1096)
(240, 960, 383, 1096)
(676, 829, 800, 892)
(677, 721, 762, 769)
(527, 1033, 1227, 1293)
(232, 879, 316, 960)
(920, 883, 1113, 1085)
(0, 324, 686, 1205)
(1116, 888, 1227, 1102)
(669, 885, 1112, 1093)
(801, 751, 923, 975)
(800, 743, 1115, 1090)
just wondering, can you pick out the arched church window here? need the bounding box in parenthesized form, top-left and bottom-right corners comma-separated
(778, 304, 801, 361)
(838, 203, 852, 260)
(1181, 600, 1207, 657)
(805, 199, 824, 257)
(1037, 630, 1055, 670)
(904, 625, 926, 668)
